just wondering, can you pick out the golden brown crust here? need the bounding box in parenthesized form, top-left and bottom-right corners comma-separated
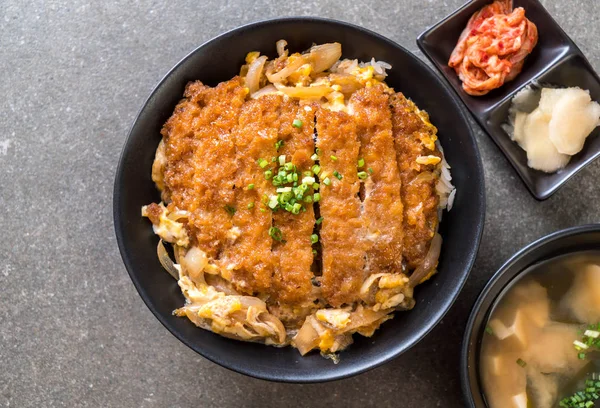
(271, 102, 317, 305)
(350, 86, 404, 275)
(315, 108, 367, 307)
(144, 203, 162, 225)
(389, 92, 441, 269)
(161, 77, 247, 258)
(218, 96, 282, 294)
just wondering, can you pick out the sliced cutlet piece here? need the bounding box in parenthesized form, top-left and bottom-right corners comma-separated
(218, 95, 281, 294)
(389, 92, 441, 270)
(271, 102, 317, 305)
(161, 77, 247, 259)
(349, 86, 404, 274)
(316, 108, 367, 307)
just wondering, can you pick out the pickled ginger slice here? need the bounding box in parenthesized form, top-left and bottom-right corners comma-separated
(548, 88, 600, 155)
(522, 109, 570, 173)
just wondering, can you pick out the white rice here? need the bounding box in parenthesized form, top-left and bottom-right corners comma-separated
(330, 58, 392, 78)
(435, 142, 456, 213)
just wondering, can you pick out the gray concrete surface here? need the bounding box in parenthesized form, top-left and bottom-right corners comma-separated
(1, 0, 599, 407)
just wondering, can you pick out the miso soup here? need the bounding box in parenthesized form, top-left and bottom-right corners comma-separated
(480, 252, 600, 408)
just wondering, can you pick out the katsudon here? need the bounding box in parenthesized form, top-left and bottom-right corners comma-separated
(142, 40, 455, 358)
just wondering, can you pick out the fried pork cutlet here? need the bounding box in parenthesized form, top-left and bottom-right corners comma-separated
(349, 86, 404, 276)
(390, 92, 441, 270)
(160, 77, 247, 259)
(316, 108, 367, 307)
(270, 101, 317, 306)
(218, 96, 281, 294)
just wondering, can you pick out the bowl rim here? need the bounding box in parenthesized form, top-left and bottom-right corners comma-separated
(461, 224, 600, 406)
(114, 15, 486, 383)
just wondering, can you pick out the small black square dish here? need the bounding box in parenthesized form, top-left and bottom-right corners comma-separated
(417, 0, 600, 199)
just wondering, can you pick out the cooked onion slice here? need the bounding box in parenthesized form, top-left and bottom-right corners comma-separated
(157, 239, 180, 280)
(409, 171, 435, 186)
(276, 39, 288, 57)
(250, 84, 279, 99)
(181, 246, 208, 283)
(266, 56, 306, 83)
(409, 233, 442, 287)
(245, 55, 268, 94)
(293, 316, 321, 355)
(308, 42, 342, 73)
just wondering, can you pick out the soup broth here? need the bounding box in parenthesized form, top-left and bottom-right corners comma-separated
(480, 251, 600, 408)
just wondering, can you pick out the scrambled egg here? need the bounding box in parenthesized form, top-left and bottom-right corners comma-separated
(141, 202, 189, 247)
(316, 309, 351, 329)
(416, 155, 442, 165)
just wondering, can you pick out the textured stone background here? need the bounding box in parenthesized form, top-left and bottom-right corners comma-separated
(1, 1, 599, 407)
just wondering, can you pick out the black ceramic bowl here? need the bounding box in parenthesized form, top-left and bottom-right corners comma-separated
(462, 224, 600, 406)
(114, 17, 485, 383)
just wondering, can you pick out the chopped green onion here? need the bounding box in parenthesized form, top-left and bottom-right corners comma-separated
(271, 156, 277, 162)
(312, 249, 317, 256)
(224, 205, 236, 216)
(303, 195, 313, 203)
(315, 147, 321, 155)
(311, 153, 318, 161)
(575, 340, 590, 350)
(264, 170, 273, 180)
(269, 227, 283, 241)
(247, 183, 255, 190)
(368, 167, 374, 173)
(277, 187, 292, 193)
(484, 326, 493, 335)
(316, 217, 324, 225)
(310, 234, 319, 244)
(284, 162, 295, 171)
(560, 373, 600, 407)
(358, 158, 365, 167)
(280, 191, 293, 203)
(258, 158, 269, 168)
(333, 170, 342, 180)
(260, 208, 266, 212)
(311, 164, 321, 175)
(275, 140, 284, 151)
(330, 155, 338, 161)
(303, 170, 312, 177)
(302, 176, 316, 185)
(268, 196, 279, 209)
(357, 171, 368, 180)
(323, 177, 331, 186)
(247, 202, 254, 209)
(313, 193, 321, 202)
(585, 330, 600, 338)
(516, 358, 526, 368)
(292, 119, 303, 128)
(291, 203, 302, 214)
(579, 352, 587, 360)
(312, 183, 320, 190)
(278, 155, 286, 166)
